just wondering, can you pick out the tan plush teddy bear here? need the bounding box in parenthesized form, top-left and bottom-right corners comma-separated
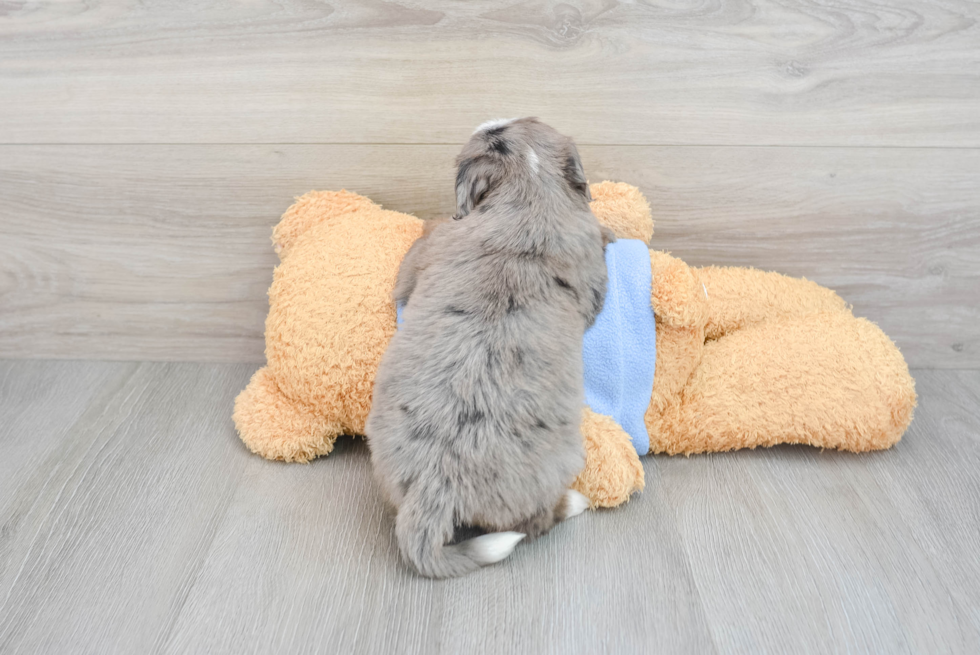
(233, 183, 916, 508)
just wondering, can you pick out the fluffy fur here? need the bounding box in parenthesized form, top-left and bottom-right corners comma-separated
(365, 119, 608, 578)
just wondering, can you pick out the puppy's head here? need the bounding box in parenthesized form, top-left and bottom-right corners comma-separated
(453, 117, 592, 220)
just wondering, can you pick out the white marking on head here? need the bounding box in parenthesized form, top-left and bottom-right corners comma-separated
(526, 147, 540, 173)
(473, 118, 516, 134)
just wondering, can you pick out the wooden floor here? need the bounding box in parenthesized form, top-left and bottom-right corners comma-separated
(0, 360, 977, 654)
(2, 1, 979, 653)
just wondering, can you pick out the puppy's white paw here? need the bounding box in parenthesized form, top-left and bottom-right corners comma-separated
(464, 532, 526, 565)
(563, 489, 590, 519)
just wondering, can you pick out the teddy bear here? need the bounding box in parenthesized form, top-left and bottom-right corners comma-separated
(233, 182, 916, 508)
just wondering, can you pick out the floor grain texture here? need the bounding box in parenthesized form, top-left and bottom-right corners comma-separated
(0, 361, 977, 654)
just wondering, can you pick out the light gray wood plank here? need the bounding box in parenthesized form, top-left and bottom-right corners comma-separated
(0, 360, 134, 536)
(0, 361, 124, 477)
(158, 437, 447, 655)
(1, 144, 976, 366)
(0, 1, 978, 146)
(658, 369, 980, 654)
(435, 475, 717, 655)
(856, 370, 980, 645)
(0, 361, 255, 654)
(162, 437, 716, 655)
(0, 362, 978, 653)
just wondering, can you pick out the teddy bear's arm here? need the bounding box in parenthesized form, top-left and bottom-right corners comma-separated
(649, 250, 707, 329)
(572, 408, 645, 508)
(696, 265, 850, 341)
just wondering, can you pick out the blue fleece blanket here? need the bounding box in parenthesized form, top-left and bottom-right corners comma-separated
(395, 239, 656, 454)
(581, 239, 656, 454)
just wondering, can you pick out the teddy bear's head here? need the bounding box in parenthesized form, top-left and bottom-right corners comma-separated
(265, 191, 423, 436)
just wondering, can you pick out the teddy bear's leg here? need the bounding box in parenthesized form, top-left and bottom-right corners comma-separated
(696, 265, 850, 340)
(650, 312, 916, 454)
(233, 366, 346, 463)
(572, 408, 645, 508)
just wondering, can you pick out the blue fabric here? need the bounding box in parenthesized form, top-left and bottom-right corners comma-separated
(394, 239, 656, 455)
(581, 240, 656, 454)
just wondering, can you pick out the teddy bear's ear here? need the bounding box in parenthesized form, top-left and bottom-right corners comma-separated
(589, 182, 654, 244)
(272, 190, 380, 259)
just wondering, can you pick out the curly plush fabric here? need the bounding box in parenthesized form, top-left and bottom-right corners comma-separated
(643, 259, 916, 455)
(233, 190, 423, 462)
(581, 240, 657, 454)
(572, 408, 645, 508)
(233, 183, 916, 509)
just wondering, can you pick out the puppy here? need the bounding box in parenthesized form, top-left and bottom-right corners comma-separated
(365, 118, 611, 578)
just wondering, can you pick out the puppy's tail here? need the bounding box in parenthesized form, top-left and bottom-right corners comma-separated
(396, 483, 524, 579)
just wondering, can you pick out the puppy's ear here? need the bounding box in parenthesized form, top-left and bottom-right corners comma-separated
(454, 156, 498, 219)
(563, 143, 592, 202)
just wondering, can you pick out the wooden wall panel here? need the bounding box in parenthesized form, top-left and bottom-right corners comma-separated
(0, 0, 978, 146)
(2, 144, 975, 366)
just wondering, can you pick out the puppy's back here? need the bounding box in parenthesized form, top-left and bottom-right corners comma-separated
(367, 118, 608, 578)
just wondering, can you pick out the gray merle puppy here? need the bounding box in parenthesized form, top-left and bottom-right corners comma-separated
(366, 117, 613, 578)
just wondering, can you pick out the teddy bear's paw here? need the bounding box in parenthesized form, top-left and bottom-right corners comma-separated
(573, 408, 646, 508)
(233, 366, 345, 462)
